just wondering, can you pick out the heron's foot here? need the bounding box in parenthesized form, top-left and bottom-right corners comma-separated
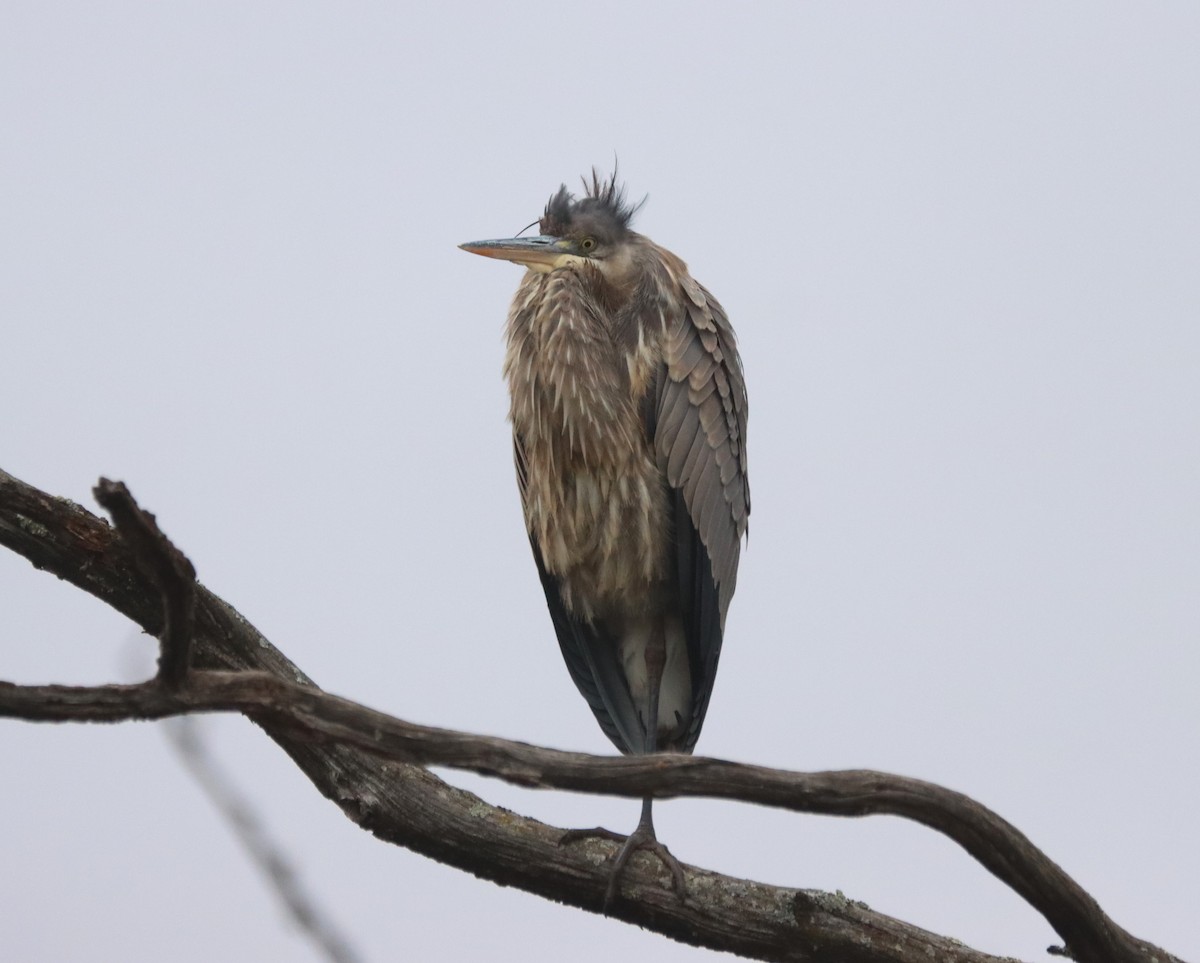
(560, 825, 687, 909)
(606, 824, 687, 906)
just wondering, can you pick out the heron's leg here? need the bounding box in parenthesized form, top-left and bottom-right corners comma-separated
(561, 620, 687, 908)
(601, 638, 687, 905)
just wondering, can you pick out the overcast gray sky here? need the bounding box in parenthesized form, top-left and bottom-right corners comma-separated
(3, 3, 1197, 960)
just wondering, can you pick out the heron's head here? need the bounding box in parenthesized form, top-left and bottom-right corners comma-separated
(460, 170, 645, 281)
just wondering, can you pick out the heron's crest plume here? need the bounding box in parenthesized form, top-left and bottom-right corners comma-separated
(540, 168, 645, 237)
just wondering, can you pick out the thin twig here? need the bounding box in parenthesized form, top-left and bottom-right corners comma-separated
(164, 716, 363, 963)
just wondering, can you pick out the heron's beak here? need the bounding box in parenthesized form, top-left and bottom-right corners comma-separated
(459, 235, 572, 272)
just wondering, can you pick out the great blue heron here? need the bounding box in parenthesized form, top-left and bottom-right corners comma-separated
(460, 171, 749, 903)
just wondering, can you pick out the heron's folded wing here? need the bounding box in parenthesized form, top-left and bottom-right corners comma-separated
(649, 281, 749, 751)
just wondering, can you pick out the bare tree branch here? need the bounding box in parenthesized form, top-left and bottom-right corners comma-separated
(0, 467, 1186, 963)
(92, 477, 195, 688)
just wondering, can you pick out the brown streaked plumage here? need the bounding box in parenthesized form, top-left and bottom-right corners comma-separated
(460, 171, 749, 904)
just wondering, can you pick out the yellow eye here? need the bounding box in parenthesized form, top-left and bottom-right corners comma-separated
(580, 237, 596, 252)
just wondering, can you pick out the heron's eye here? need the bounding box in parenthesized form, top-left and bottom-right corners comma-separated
(580, 237, 597, 252)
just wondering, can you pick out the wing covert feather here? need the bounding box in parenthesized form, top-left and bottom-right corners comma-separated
(655, 291, 750, 614)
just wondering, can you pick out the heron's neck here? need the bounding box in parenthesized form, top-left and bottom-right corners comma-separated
(504, 271, 641, 466)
